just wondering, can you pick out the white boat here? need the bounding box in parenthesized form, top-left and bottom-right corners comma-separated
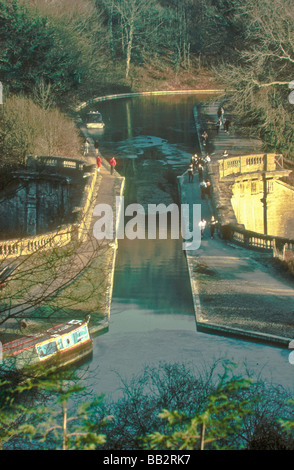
(86, 111, 105, 129)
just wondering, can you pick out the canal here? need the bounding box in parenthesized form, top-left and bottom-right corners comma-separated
(81, 93, 293, 400)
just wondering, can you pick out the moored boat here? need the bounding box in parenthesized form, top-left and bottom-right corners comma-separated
(86, 111, 105, 129)
(1, 318, 93, 375)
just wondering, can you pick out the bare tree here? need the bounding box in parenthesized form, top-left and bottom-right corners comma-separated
(102, 0, 163, 79)
(216, 0, 294, 158)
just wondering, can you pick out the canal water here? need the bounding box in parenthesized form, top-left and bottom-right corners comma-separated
(81, 94, 293, 401)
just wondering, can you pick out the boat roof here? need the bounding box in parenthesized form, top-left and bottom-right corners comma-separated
(2, 320, 88, 357)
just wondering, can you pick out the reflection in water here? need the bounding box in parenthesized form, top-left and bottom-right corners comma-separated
(113, 236, 194, 315)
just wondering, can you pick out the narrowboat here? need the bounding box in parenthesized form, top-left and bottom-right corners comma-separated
(86, 111, 105, 129)
(1, 319, 93, 375)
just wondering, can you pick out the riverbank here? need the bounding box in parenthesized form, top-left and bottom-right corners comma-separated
(0, 145, 125, 342)
(130, 63, 219, 93)
(178, 99, 294, 348)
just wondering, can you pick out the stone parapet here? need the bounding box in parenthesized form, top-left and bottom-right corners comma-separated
(0, 225, 74, 259)
(218, 153, 279, 178)
(27, 154, 86, 172)
(0, 155, 98, 259)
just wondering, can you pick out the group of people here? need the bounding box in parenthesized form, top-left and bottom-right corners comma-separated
(83, 137, 116, 174)
(191, 104, 230, 240)
(187, 152, 219, 240)
(188, 153, 211, 183)
(187, 153, 211, 196)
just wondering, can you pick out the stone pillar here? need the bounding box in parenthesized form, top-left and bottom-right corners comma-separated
(262, 155, 268, 235)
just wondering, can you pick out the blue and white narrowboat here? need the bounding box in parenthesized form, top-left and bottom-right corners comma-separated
(2, 319, 93, 375)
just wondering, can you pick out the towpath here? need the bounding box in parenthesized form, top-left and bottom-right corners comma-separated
(178, 101, 294, 347)
(0, 144, 124, 339)
(41, 144, 125, 332)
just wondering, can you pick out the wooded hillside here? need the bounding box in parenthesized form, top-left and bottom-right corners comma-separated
(0, 0, 293, 159)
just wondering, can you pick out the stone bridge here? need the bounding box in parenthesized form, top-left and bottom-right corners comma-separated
(193, 100, 294, 259)
(217, 152, 294, 239)
(0, 154, 97, 259)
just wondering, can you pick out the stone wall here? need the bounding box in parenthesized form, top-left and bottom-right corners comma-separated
(207, 159, 294, 258)
(0, 155, 97, 259)
(0, 175, 72, 238)
(231, 176, 294, 238)
(271, 180, 294, 238)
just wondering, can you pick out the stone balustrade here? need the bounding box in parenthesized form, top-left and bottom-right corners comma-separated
(0, 225, 74, 259)
(218, 153, 280, 178)
(27, 155, 85, 172)
(222, 223, 294, 258)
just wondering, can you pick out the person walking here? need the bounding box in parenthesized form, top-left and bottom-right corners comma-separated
(199, 218, 206, 238)
(209, 215, 218, 239)
(94, 140, 99, 154)
(83, 138, 90, 155)
(205, 180, 211, 198)
(201, 130, 208, 147)
(224, 119, 230, 133)
(109, 157, 117, 174)
(200, 180, 207, 200)
(198, 163, 203, 180)
(217, 106, 225, 125)
(204, 154, 211, 165)
(191, 154, 197, 170)
(217, 106, 222, 120)
(220, 106, 225, 125)
(188, 164, 194, 183)
(96, 155, 102, 172)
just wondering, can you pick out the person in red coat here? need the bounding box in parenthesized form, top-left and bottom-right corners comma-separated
(96, 155, 102, 172)
(109, 157, 116, 174)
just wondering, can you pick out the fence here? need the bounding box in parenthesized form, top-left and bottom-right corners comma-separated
(223, 223, 294, 258)
(0, 225, 75, 259)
